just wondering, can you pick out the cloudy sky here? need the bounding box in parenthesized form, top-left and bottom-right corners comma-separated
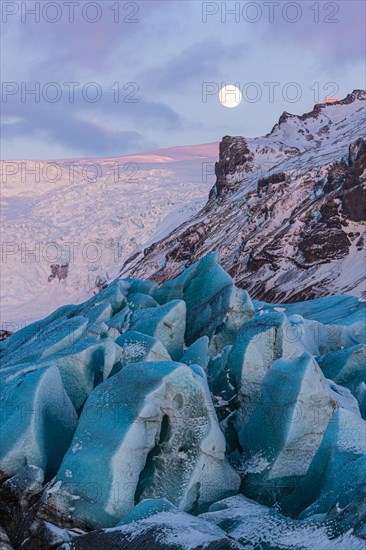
(1, 0, 365, 159)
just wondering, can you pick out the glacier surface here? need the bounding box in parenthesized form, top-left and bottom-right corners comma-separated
(0, 253, 365, 549)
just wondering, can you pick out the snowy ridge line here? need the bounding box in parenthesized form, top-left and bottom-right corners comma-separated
(129, 90, 366, 302)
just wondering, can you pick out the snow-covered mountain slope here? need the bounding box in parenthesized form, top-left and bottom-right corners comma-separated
(127, 90, 366, 302)
(1, 143, 217, 329)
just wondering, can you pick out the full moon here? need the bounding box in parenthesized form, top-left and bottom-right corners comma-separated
(219, 85, 242, 108)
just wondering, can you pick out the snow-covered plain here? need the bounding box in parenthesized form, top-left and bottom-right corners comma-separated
(1, 143, 217, 330)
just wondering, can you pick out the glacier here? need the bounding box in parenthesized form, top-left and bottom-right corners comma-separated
(0, 253, 365, 549)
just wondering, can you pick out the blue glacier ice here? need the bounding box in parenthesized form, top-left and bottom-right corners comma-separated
(180, 336, 210, 370)
(1, 335, 124, 412)
(0, 253, 365, 547)
(116, 497, 176, 524)
(253, 294, 366, 327)
(222, 312, 305, 404)
(207, 345, 233, 399)
(0, 366, 77, 480)
(79, 278, 128, 314)
(232, 352, 337, 504)
(153, 252, 254, 345)
(280, 407, 366, 519)
(2, 316, 89, 368)
(43, 361, 240, 528)
(254, 296, 366, 352)
(0, 303, 81, 354)
(317, 344, 366, 418)
(107, 305, 130, 333)
(129, 300, 186, 360)
(208, 286, 255, 353)
(126, 292, 159, 310)
(115, 330, 171, 364)
(327, 379, 361, 416)
(123, 277, 159, 297)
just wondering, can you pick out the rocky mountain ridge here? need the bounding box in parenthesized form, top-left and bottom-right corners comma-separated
(126, 90, 366, 302)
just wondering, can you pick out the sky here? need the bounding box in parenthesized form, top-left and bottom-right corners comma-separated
(1, 0, 365, 160)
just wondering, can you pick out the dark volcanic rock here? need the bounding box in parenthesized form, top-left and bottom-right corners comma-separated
(0, 466, 44, 549)
(0, 331, 13, 342)
(0, 467, 79, 550)
(257, 172, 286, 195)
(298, 198, 351, 264)
(298, 228, 350, 264)
(342, 137, 366, 222)
(48, 264, 68, 283)
(210, 136, 253, 199)
(0, 525, 13, 549)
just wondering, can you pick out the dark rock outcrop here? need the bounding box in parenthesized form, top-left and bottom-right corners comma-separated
(48, 264, 68, 283)
(210, 136, 253, 199)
